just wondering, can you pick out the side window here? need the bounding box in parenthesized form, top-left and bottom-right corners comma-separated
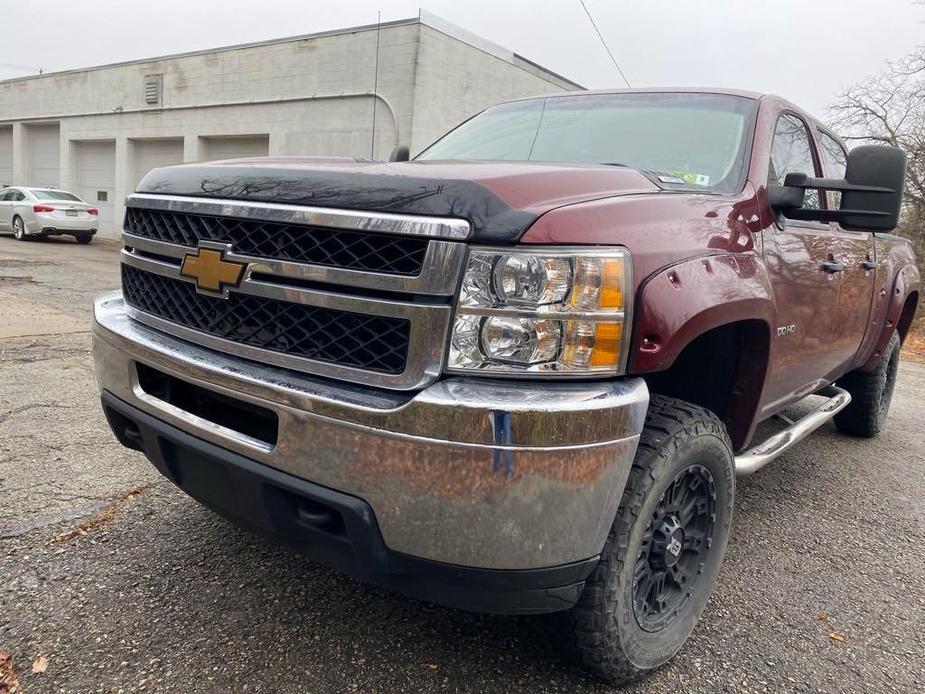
(818, 131, 848, 209)
(11, 190, 25, 202)
(0, 190, 9, 202)
(769, 113, 820, 211)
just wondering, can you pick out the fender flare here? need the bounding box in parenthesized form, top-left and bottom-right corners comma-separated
(630, 253, 775, 374)
(862, 262, 920, 370)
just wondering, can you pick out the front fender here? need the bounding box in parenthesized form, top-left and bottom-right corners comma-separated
(630, 253, 776, 374)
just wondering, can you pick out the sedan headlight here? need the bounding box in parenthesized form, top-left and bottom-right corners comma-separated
(448, 247, 631, 375)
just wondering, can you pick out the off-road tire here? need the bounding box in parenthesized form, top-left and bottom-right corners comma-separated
(12, 216, 27, 241)
(76, 232, 93, 245)
(568, 395, 735, 684)
(834, 331, 901, 438)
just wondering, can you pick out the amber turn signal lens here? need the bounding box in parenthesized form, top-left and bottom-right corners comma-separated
(598, 259, 624, 309)
(570, 256, 625, 311)
(588, 322, 623, 367)
(561, 321, 623, 369)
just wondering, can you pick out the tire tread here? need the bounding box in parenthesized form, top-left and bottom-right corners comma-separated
(569, 395, 733, 683)
(835, 331, 901, 438)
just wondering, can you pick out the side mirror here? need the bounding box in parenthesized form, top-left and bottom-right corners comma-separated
(389, 145, 410, 162)
(839, 145, 906, 232)
(769, 145, 906, 233)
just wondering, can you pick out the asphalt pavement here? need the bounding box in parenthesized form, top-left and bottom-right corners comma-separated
(1, 237, 923, 693)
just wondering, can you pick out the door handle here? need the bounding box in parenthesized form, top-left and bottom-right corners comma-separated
(821, 260, 845, 274)
(860, 260, 876, 271)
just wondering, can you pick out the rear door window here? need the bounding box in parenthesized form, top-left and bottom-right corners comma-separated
(818, 131, 848, 208)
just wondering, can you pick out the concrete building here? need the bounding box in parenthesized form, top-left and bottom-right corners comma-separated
(0, 12, 581, 239)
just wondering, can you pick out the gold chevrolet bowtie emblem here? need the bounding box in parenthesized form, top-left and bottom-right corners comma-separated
(180, 245, 247, 295)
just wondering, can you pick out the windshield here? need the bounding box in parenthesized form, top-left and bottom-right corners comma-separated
(31, 189, 82, 202)
(417, 92, 757, 194)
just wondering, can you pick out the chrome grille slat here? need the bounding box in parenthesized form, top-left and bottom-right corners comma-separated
(126, 193, 472, 240)
(125, 207, 431, 276)
(122, 232, 466, 296)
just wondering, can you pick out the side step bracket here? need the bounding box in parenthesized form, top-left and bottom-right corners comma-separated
(734, 385, 852, 476)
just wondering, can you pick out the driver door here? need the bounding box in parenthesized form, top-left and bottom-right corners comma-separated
(762, 113, 842, 412)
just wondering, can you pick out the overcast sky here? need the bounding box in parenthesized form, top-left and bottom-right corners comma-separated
(3, 0, 923, 120)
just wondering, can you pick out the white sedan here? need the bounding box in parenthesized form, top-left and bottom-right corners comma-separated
(0, 186, 99, 244)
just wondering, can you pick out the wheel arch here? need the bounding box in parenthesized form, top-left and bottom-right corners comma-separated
(897, 290, 919, 342)
(642, 319, 771, 451)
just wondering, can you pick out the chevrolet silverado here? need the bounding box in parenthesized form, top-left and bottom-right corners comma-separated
(91, 88, 918, 683)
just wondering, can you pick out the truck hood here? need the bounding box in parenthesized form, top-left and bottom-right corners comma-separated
(136, 157, 662, 242)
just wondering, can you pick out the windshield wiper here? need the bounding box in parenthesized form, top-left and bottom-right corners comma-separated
(603, 163, 685, 184)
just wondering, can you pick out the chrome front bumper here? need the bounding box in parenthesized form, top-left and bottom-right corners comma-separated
(92, 291, 648, 570)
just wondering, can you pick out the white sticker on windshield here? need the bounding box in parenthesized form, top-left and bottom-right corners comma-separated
(695, 174, 711, 186)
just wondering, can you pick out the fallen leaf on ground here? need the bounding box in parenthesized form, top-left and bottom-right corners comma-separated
(827, 632, 846, 643)
(49, 484, 151, 543)
(425, 663, 438, 671)
(1, 650, 20, 693)
(31, 655, 48, 674)
(903, 330, 925, 364)
(815, 611, 828, 621)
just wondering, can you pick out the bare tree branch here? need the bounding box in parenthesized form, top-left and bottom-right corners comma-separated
(827, 44, 925, 234)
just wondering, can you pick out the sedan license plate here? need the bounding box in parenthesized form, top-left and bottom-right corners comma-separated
(66, 210, 78, 217)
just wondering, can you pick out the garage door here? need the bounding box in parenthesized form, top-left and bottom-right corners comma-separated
(133, 138, 184, 189)
(201, 135, 269, 161)
(76, 140, 116, 238)
(28, 124, 60, 188)
(0, 127, 12, 187)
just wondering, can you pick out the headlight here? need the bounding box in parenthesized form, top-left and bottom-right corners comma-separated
(448, 247, 631, 375)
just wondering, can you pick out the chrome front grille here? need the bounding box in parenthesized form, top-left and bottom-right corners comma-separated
(122, 264, 411, 374)
(120, 194, 470, 390)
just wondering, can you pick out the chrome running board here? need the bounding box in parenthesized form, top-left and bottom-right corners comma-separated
(735, 385, 852, 476)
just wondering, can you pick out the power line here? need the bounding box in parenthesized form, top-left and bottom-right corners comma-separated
(577, 0, 630, 87)
(370, 10, 382, 159)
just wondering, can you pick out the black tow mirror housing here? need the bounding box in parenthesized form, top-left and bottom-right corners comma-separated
(389, 145, 410, 162)
(769, 145, 907, 232)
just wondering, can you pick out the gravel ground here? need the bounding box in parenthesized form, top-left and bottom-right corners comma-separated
(1, 237, 923, 693)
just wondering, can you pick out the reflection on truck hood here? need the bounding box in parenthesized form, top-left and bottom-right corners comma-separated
(136, 157, 662, 242)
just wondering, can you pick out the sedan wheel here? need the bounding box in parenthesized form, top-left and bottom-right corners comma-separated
(13, 217, 27, 241)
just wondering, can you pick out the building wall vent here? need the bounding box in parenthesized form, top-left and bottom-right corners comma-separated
(144, 74, 163, 106)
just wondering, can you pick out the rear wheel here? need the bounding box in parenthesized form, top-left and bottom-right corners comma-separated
(76, 232, 93, 245)
(567, 395, 735, 684)
(834, 331, 901, 437)
(12, 216, 27, 241)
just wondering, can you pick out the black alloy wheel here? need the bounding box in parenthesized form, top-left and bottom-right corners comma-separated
(633, 464, 716, 632)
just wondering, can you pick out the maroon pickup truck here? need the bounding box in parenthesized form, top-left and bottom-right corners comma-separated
(92, 88, 918, 682)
